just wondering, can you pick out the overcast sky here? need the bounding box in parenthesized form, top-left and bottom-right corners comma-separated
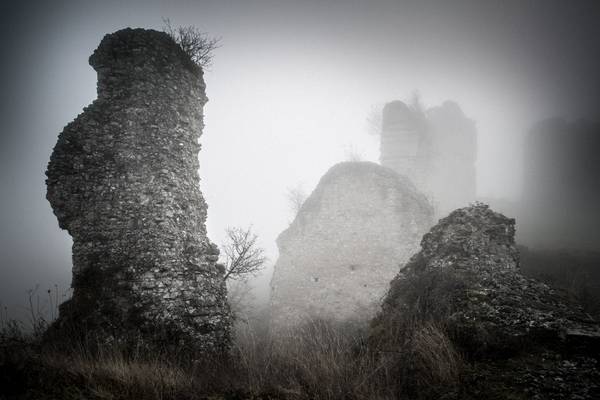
(1, 0, 599, 319)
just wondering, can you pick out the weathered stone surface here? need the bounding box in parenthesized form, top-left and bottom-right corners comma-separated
(270, 162, 434, 329)
(373, 203, 600, 398)
(380, 100, 476, 218)
(45, 28, 231, 352)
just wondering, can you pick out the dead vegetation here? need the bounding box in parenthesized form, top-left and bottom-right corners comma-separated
(162, 18, 221, 69)
(1, 313, 464, 400)
(6, 242, 598, 399)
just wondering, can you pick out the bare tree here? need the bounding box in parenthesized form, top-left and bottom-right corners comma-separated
(221, 226, 267, 282)
(286, 184, 307, 216)
(162, 18, 221, 69)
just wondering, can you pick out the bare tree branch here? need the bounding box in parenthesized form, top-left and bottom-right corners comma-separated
(162, 17, 221, 69)
(221, 226, 267, 282)
(286, 184, 307, 217)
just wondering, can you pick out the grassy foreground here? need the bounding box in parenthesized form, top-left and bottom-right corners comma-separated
(0, 315, 464, 400)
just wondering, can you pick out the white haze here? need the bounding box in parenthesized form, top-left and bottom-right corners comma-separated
(1, 0, 598, 316)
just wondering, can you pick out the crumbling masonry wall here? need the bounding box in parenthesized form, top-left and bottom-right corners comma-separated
(380, 100, 477, 218)
(270, 162, 434, 329)
(372, 203, 600, 399)
(45, 28, 231, 351)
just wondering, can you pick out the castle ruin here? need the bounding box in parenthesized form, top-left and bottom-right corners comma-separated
(373, 203, 600, 398)
(380, 100, 477, 217)
(269, 162, 433, 328)
(45, 28, 231, 351)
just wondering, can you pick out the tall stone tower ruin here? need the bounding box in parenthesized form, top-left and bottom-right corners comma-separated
(380, 100, 477, 217)
(269, 162, 433, 329)
(45, 28, 231, 351)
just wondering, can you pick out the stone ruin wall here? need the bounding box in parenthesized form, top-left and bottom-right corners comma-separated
(269, 162, 433, 329)
(380, 100, 477, 218)
(373, 203, 600, 399)
(45, 28, 231, 351)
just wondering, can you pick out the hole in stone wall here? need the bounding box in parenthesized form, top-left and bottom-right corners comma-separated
(311, 276, 319, 282)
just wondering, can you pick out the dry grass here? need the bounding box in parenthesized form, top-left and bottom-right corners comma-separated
(231, 318, 395, 399)
(1, 310, 465, 400)
(42, 349, 198, 399)
(405, 322, 463, 390)
(369, 268, 467, 399)
(228, 315, 463, 400)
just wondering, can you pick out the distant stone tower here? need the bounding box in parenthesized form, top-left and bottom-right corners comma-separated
(380, 100, 477, 217)
(269, 162, 434, 329)
(45, 28, 231, 352)
(380, 101, 427, 189)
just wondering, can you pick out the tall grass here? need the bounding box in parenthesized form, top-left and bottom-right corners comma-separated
(2, 307, 463, 399)
(232, 318, 396, 399)
(39, 347, 199, 400)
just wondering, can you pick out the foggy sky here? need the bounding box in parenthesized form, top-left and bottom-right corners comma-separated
(1, 0, 600, 320)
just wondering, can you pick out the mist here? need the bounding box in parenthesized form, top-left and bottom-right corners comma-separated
(1, 0, 600, 320)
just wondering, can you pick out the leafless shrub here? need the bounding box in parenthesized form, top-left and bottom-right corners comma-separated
(220, 227, 266, 322)
(162, 18, 221, 69)
(286, 184, 307, 217)
(221, 226, 266, 282)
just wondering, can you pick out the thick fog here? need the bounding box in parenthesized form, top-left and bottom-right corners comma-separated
(1, 0, 599, 320)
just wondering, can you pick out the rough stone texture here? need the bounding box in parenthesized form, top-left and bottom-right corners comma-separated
(380, 100, 477, 218)
(45, 28, 231, 352)
(269, 162, 434, 329)
(373, 203, 600, 399)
